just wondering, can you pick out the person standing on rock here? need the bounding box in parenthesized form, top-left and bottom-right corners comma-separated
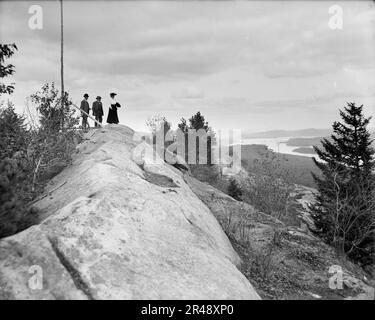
(92, 96, 104, 128)
(80, 93, 90, 129)
(107, 92, 121, 124)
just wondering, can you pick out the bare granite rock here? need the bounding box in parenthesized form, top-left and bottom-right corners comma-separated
(0, 125, 260, 300)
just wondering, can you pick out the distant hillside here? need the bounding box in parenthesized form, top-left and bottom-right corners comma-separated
(286, 137, 324, 147)
(242, 128, 332, 139)
(286, 131, 375, 148)
(292, 147, 316, 155)
(238, 144, 320, 188)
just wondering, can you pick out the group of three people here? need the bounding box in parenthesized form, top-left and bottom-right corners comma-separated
(80, 92, 121, 128)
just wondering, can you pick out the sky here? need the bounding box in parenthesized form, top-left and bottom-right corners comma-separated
(0, 0, 374, 133)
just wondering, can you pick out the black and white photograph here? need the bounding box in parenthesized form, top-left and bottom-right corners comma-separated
(0, 0, 374, 306)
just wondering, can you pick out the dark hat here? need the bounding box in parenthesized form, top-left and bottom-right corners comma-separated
(84, 93, 89, 98)
(96, 96, 101, 100)
(110, 92, 117, 97)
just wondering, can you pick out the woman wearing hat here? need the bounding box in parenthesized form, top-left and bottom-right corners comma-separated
(107, 92, 121, 124)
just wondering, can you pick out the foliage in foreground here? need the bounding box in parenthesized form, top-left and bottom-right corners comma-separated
(311, 102, 375, 267)
(0, 43, 17, 95)
(243, 150, 297, 224)
(0, 83, 80, 238)
(0, 102, 36, 236)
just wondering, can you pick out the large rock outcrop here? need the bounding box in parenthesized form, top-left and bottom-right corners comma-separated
(0, 125, 260, 300)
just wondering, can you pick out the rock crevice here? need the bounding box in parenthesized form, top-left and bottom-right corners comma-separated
(48, 236, 95, 300)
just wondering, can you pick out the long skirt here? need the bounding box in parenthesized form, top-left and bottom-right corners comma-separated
(107, 106, 119, 124)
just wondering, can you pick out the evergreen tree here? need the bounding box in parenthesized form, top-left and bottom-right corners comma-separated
(0, 43, 17, 95)
(177, 117, 188, 133)
(188, 111, 208, 131)
(311, 102, 375, 266)
(177, 112, 216, 165)
(0, 44, 35, 238)
(0, 103, 34, 238)
(0, 102, 28, 160)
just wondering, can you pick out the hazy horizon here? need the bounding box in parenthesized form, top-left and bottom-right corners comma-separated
(1, 0, 374, 133)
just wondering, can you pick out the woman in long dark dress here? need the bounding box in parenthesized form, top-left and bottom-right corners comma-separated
(107, 92, 121, 124)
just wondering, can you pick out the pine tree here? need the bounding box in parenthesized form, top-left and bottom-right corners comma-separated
(177, 117, 188, 133)
(311, 102, 375, 266)
(178, 112, 215, 165)
(0, 102, 28, 160)
(188, 111, 208, 131)
(0, 43, 18, 95)
(0, 102, 34, 238)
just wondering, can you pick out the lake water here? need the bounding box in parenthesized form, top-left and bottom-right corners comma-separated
(241, 137, 317, 158)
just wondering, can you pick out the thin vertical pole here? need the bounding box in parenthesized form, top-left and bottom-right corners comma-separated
(60, 0, 64, 130)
